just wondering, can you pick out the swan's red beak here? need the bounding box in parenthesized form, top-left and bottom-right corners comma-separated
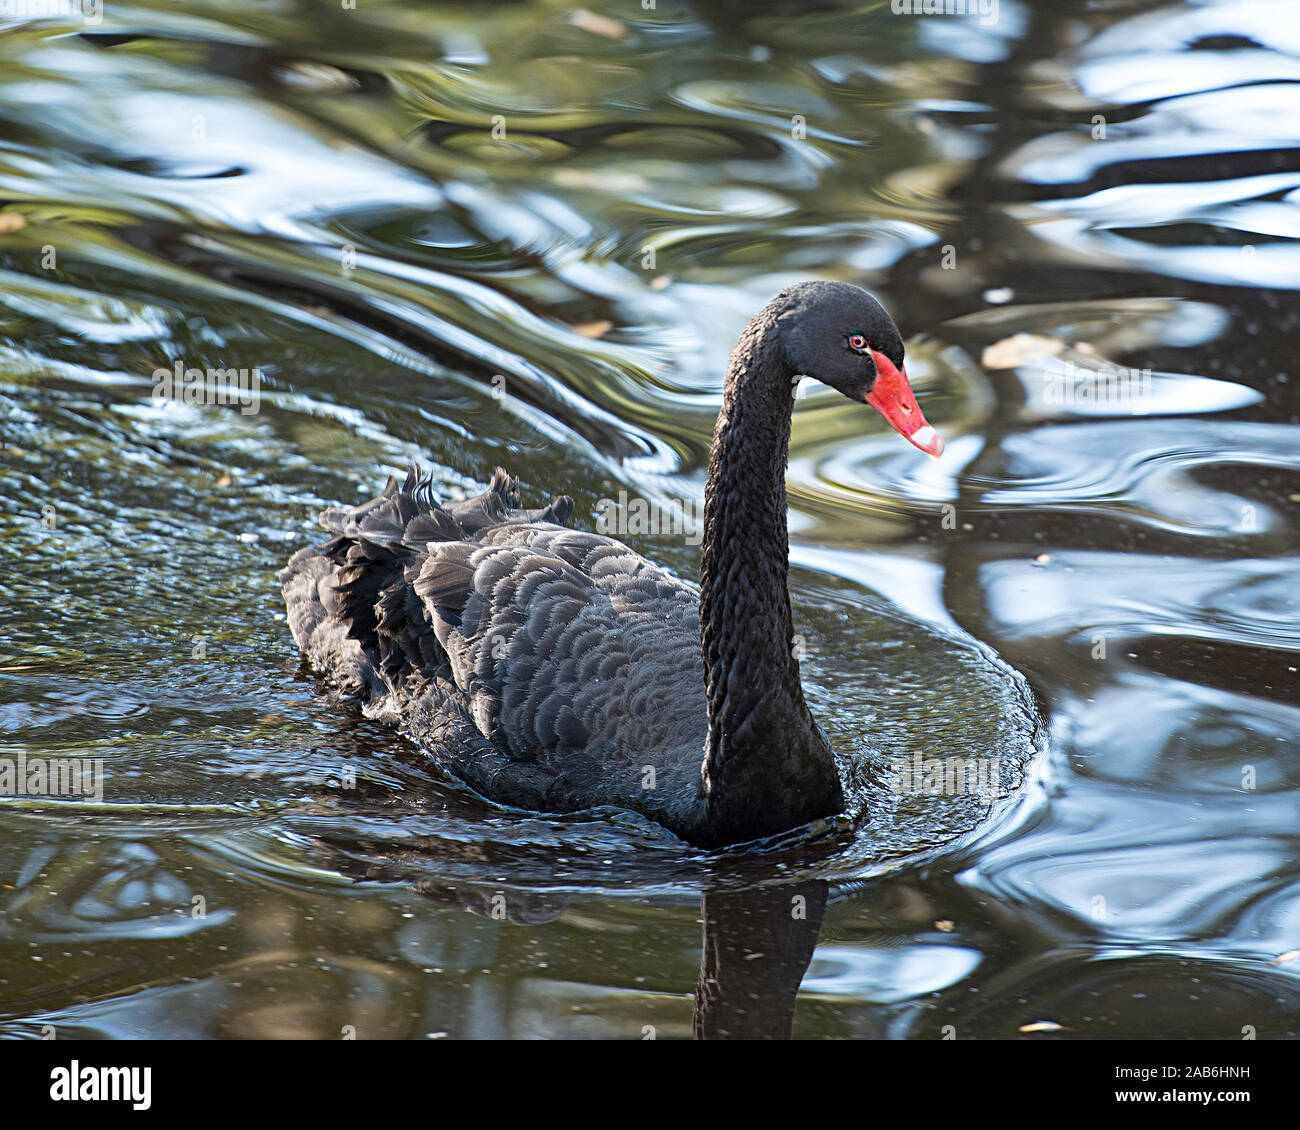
(866, 352, 944, 458)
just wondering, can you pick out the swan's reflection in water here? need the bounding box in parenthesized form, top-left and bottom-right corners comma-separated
(329, 846, 831, 1041)
(693, 880, 827, 1040)
(285, 691, 1035, 1039)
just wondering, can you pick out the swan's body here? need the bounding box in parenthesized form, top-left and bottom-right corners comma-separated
(281, 282, 942, 847)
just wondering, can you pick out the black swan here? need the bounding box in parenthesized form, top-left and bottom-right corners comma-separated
(281, 281, 944, 847)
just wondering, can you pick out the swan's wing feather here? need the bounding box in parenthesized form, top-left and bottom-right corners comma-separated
(415, 523, 707, 810)
(282, 466, 706, 818)
(281, 541, 379, 698)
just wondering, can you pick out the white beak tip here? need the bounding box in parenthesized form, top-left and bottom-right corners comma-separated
(909, 425, 944, 457)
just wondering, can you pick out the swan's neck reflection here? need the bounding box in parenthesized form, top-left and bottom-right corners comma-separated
(694, 880, 827, 1040)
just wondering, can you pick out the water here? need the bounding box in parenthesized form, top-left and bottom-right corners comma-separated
(1, 0, 1298, 1039)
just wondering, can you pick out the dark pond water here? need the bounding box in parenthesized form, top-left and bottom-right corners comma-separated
(2, 0, 1298, 1039)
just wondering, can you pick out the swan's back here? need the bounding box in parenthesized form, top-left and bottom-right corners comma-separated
(280, 469, 709, 830)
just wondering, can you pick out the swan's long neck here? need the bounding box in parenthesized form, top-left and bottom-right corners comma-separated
(697, 312, 844, 845)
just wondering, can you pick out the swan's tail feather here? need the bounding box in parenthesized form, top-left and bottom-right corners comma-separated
(374, 568, 444, 691)
(439, 466, 517, 532)
(281, 463, 574, 710)
(413, 554, 476, 618)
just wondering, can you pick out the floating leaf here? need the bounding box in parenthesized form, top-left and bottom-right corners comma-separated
(568, 10, 628, 39)
(981, 333, 1065, 370)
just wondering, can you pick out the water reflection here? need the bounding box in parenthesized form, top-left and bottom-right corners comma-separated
(2, 0, 1300, 1039)
(694, 881, 827, 1040)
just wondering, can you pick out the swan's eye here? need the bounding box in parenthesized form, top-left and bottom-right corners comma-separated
(848, 334, 867, 351)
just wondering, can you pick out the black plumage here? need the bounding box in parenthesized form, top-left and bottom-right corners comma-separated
(281, 281, 939, 846)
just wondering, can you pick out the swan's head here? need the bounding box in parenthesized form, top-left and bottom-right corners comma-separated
(775, 280, 944, 457)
